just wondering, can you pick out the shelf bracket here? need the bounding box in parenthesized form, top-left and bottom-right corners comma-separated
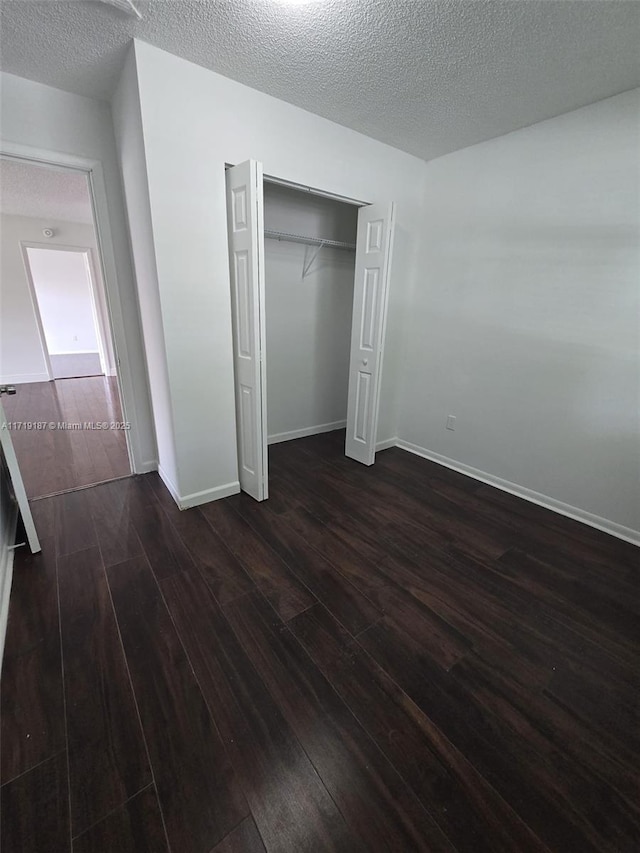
(302, 241, 325, 279)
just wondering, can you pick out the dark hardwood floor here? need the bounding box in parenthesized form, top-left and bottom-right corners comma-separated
(1, 430, 638, 852)
(2, 376, 131, 499)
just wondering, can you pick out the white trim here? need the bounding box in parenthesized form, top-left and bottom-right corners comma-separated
(82, 250, 109, 375)
(158, 465, 240, 510)
(137, 459, 158, 474)
(19, 243, 54, 380)
(268, 420, 347, 445)
(178, 481, 241, 510)
(395, 439, 640, 547)
(157, 465, 181, 506)
(376, 436, 398, 452)
(0, 503, 19, 671)
(47, 350, 100, 356)
(0, 372, 50, 385)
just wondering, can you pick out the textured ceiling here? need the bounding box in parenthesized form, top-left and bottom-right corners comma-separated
(1, 1, 639, 161)
(0, 158, 94, 224)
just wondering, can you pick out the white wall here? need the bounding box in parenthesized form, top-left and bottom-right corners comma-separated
(119, 39, 425, 504)
(0, 214, 109, 382)
(111, 48, 179, 494)
(27, 248, 99, 355)
(264, 184, 356, 440)
(0, 71, 157, 471)
(398, 89, 640, 538)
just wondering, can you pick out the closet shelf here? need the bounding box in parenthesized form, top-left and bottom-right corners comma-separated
(264, 229, 355, 251)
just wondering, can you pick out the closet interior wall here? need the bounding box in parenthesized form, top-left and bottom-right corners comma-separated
(264, 183, 358, 444)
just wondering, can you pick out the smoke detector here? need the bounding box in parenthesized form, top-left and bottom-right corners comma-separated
(42, 228, 54, 238)
(98, 0, 143, 20)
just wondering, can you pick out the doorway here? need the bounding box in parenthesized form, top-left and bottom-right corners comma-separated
(0, 156, 132, 499)
(225, 161, 395, 501)
(23, 245, 110, 380)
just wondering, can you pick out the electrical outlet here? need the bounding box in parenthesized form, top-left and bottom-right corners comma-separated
(446, 415, 456, 431)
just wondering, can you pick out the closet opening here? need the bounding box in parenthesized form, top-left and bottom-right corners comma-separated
(262, 181, 358, 448)
(226, 161, 395, 501)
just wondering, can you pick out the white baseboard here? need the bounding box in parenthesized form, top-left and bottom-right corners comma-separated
(158, 465, 240, 510)
(0, 372, 50, 385)
(395, 439, 640, 547)
(268, 420, 346, 445)
(0, 504, 19, 671)
(157, 465, 181, 507)
(178, 481, 240, 510)
(136, 459, 158, 475)
(376, 436, 398, 451)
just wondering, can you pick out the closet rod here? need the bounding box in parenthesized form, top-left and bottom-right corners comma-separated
(264, 229, 355, 251)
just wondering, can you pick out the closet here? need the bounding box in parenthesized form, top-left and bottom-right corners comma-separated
(226, 161, 395, 501)
(263, 182, 358, 445)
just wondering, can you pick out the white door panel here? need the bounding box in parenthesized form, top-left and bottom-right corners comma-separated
(345, 202, 395, 465)
(226, 161, 268, 501)
(0, 400, 40, 553)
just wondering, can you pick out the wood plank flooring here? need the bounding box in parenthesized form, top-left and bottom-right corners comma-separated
(2, 376, 130, 499)
(1, 429, 638, 852)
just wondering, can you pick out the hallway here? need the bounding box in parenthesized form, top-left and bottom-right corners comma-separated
(2, 376, 130, 499)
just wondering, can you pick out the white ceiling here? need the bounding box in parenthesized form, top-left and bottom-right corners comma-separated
(1, 1, 639, 161)
(0, 158, 94, 224)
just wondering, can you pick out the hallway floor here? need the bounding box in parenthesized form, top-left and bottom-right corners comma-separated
(1, 431, 638, 851)
(2, 376, 130, 499)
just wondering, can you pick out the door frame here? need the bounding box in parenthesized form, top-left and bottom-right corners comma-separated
(0, 142, 142, 474)
(20, 243, 112, 380)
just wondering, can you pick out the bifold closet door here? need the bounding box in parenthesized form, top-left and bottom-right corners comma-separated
(345, 202, 396, 466)
(226, 161, 268, 501)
